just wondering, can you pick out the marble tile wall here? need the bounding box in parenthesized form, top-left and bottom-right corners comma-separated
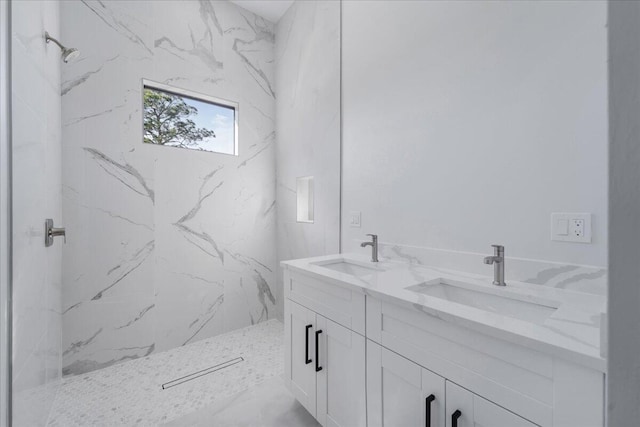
(274, 1, 341, 320)
(11, 0, 63, 424)
(60, 0, 276, 376)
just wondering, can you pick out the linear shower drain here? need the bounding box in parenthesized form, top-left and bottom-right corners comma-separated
(161, 356, 244, 389)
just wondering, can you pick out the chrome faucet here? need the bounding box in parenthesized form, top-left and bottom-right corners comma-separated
(483, 244, 506, 286)
(361, 234, 378, 262)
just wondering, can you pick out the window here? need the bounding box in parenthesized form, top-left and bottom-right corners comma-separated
(142, 80, 238, 155)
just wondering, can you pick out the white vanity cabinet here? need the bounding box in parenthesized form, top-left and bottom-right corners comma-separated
(282, 262, 605, 427)
(284, 293, 366, 427)
(366, 340, 536, 427)
(366, 296, 604, 427)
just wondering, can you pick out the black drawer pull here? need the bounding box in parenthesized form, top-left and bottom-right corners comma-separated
(305, 324, 312, 364)
(425, 394, 435, 427)
(452, 409, 462, 427)
(315, 330, 323, 372)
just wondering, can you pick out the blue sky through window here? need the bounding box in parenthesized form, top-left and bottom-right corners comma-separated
(181, 96, 235, 154)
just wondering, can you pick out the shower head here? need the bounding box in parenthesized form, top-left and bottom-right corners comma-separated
(61, 47, 80, 63)
(45, 31, 80, 63)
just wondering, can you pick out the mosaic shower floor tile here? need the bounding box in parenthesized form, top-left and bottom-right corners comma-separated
(47, 320, 284, 426)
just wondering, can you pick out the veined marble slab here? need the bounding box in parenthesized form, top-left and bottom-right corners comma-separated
(282, 253, 607, 372)
(376, 242, 607, 296)
(11, 0, 64, 424)
(60, 0, 276, 375)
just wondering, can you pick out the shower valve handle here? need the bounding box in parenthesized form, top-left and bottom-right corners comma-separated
(45, 218, 66, 247)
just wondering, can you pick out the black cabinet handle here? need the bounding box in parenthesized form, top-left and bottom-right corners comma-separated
(315, 330, 323, 372)
(425, 394, 435, 427)
(305, 324, 312, 365)
(452, 409, 462, 427)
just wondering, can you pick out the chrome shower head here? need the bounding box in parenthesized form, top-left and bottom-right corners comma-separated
(62, 47, 80, 63)
(45, 31, 80, 63)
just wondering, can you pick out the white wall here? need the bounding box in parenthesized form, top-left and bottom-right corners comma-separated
(60, 0, 276, 375)
(11, 0, 63, 424)
(608, 1, 640, 423)
(275, 1, 341, 319)
(342, 1, 608, 268)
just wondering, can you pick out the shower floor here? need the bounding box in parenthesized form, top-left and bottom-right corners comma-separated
(47, 319, 316, 426)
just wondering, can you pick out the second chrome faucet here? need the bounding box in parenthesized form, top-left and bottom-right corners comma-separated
(484, 244, 506, 286)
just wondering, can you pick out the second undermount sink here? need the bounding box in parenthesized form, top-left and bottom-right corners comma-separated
(406, 278, 559, 323)
(312, 259, 382, 278)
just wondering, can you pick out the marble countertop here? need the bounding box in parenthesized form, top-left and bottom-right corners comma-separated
(282, 253, 606, 372)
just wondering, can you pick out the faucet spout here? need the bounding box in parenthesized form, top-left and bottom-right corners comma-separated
(483, 255, 501, 265)
(484, 245, 506, 286)
(361, 234, 378, 262)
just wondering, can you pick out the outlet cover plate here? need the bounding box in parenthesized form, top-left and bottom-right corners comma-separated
(551, 213, 592, 243)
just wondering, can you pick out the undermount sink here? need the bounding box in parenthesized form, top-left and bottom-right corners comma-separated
(406, 279, 559, 323)
(312, 259, 382, 278)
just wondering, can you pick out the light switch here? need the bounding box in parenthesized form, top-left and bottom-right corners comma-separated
(349, 211, 361, 228)
(557, 219, 569, 235)
(551, 213, 591, 243)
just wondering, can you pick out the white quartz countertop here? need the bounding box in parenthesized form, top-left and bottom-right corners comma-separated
(281, 253, 606, 372)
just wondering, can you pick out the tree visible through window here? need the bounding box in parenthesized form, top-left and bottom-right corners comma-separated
(142, 83, 237, 155)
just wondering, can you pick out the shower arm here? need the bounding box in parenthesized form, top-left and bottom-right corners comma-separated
(44, 32, 65, 50)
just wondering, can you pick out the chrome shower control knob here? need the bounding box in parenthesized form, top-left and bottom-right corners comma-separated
(45, 218, 66, 247)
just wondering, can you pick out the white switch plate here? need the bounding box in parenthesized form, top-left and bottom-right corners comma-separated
(551, 213, 592, 243)
(349, 211, 361, 228)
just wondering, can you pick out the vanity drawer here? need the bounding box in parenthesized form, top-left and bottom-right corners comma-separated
(284, 269, 365, 335)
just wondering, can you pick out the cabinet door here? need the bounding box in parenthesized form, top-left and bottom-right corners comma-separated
(445, 381, 536, 427)
(422, 366, 446, 427)
(285, 299, 317, 417)
(367, 340, 445, 427)
(316, 315, 366, 427)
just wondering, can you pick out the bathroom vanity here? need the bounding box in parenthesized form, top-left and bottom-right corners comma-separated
(282, 254, 605, 427)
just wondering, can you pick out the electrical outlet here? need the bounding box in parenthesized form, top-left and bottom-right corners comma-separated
(551, 213, 591, 243)
(571, 219, 585, 238)
(349, 211, 361, 228)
